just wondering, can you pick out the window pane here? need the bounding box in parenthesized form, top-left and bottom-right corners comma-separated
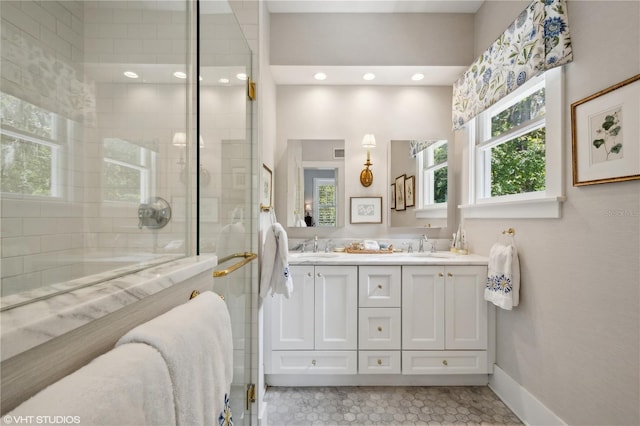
(433, 143, 447, 166)
(104, 138, 142, 165)
(317, 207, 336, 226)
(103, 161, 141, 202)
(490, 128, 546, 196)
(1, 135, 53, 195)
(1, 93, 54, 139)
(491, 87, 545, 137)
(318, 185, 335, 205)
(434, 166, 447, 203)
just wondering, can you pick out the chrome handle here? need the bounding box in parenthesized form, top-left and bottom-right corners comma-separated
(307, 272, 312, 277)
(317, 273, 322, 278)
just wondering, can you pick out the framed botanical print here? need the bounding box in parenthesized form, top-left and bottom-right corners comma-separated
(405, 175, 415, 207)
(395, 174, 406, 211)
(390, 184, 396, 209)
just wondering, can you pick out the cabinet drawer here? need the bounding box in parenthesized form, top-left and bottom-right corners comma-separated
(359, 308, 401, 350)
(359, 266, 401, 307)
(358, 351, 401, 374)
(270, 351, 357, 375)
(402, 351, 488, 375)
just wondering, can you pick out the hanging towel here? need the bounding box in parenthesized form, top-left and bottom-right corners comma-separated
(484, 242, 520, 310)
(4, 343, 176, 425)
(116, 291, 233, 426)
(260, 222, 294, 298)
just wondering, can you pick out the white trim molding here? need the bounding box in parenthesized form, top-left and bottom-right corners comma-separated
(489, 365, 567, 426)
(460, 196, 566, 219)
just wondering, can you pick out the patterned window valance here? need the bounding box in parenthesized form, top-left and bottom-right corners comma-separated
(452, 0, 573, 130)
(409, 139, 446, 158)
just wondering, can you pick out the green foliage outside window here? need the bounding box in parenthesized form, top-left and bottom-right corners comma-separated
(488, 87, 546, 197)
(1, 135, 53, 195)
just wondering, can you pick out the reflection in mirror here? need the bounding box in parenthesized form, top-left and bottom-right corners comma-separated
(389, 139, 449, 229)
(287, 139, 345, 228)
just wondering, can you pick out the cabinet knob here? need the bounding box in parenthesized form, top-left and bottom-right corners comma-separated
(377, 359, 382, 365)
(311, 359, 316, 366)
(307, 272, 312, 277)
(377, 284, 383, 290)
(317, 273, 322, 278)
(438, 272, 444, 277)
(377, 326, 382, 332)
(447, 272, 453, 277)
(442, 360, 448, 366)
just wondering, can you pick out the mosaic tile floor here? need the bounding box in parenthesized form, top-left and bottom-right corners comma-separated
(263, 386, 522, 425)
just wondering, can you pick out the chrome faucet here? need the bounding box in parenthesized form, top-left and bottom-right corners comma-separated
(313, 235, 319, 253)
(418, 234, 427, 253)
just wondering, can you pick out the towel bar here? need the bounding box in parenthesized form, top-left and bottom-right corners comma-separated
(213, 252, 257, 278)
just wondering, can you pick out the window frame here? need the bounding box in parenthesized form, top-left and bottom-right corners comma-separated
(415, 140, 448, 219)
(461, 67, 566, 219)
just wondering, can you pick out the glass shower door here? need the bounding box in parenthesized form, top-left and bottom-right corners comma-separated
(199, 1, 254, 423)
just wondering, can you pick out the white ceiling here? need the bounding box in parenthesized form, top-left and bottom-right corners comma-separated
(267, 1, 482, 86)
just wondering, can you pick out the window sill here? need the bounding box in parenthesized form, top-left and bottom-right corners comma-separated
(459, 196, 566, 219)
(415, 205, 447, 219)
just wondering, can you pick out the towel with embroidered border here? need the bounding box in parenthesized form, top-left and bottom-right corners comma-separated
(116, 291, 233, 426)
(484, 242, 520, 310)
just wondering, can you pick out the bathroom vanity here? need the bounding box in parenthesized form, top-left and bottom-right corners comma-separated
(263, 252, 494, 386)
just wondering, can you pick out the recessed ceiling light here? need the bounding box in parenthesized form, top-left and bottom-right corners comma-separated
(123, 71, 139, 79)
(314, 72, 327, 81)
(173, 71, 187, 79)
(236, 73, 248, 81)
(363, 73, 376, 81)
(411, 73, 425, 81)
(218, 78, 230, 84)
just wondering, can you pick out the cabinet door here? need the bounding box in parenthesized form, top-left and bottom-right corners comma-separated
(402, 265, 445, 350)
(445, 265, 488, 350)
(314, 265, 358, 350)
(358, 265, 401, 307)
(270, 265, 315, 350)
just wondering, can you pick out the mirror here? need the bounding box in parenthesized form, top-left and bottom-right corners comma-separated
(287, 139, 345, 228)
(389, 139, 450, 229)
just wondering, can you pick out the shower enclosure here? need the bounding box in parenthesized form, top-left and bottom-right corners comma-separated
(1, 0, 255, 422)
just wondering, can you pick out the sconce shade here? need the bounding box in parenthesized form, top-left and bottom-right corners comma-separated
(172, 132, 187, 147)
(362, 134, 376, 149)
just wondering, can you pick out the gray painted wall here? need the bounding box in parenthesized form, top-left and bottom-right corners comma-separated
(466, 2, 640, 425)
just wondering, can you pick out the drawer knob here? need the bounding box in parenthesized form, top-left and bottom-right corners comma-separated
(447, 272, 453, 277)
(377, 284, 382, 290)
(438, 272, 444, 277)
(311, 359, 316, 366)
(442, 360, 448, 366)
(377, 326, 382, 332)
(377, 359, 382, 365)
(307, 272, 312, 277)
(317, 273, 321, 277)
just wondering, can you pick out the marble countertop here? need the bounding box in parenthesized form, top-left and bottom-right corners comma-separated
(288, 251, 488, 266)
(0, 255, 218, 361)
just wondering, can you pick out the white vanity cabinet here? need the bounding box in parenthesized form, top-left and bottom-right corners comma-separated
(402, 265, 489, 375)
(266, 265, 358, 375)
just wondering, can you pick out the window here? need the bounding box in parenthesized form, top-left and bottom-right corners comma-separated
(0, 93, 62, 197)
(103, 138, 156, 203)
(313, 178, 336, 227)
(463, 68, 565, 218)
(418, 140, 448, 206)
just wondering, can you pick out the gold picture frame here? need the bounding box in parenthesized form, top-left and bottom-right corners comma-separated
(405, 175, 415, 207)
(260, 164, 272, 211)
(571, 74, 640, 186)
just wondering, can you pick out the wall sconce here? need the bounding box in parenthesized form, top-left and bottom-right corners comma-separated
(360, 133, 376, 187)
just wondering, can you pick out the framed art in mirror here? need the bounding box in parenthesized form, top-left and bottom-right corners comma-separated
(395, 174, 406, 211)
(405, 175, 415, 207)
(350, 197, 382, 224)
(260, 164, 273, 211)
(390, 184, 396, 209)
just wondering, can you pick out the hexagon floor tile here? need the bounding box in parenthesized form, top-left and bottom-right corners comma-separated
(263, 386, 522, 425)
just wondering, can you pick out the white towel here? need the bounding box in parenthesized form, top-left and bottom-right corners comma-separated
(260, 222, 294, 298)
(3, 343, 175, 426)
(116, 291, 233, 426)
(484, 242, 520, 310)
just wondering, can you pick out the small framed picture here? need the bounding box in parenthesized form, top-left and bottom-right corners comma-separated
(571, 74, 640, 186)
(260, 164, 273, 210)
(405, 175, 415, 207)
(350, 197, 383, 224)
(395, 174, 406, 211)
(390, 184, 396, 209)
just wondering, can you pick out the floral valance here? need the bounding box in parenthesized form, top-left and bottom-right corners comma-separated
(452, 0, 573, 130)
(409, 139, 446, 158)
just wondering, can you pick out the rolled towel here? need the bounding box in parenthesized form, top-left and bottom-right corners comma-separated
(3, 343, 175, 426)
(117, 291, 233, 426)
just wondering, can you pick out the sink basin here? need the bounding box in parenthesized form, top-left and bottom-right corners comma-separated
(407, 251, 460, 258)
(289, 252, 341, 258)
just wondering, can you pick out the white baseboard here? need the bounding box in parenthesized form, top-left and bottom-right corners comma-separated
(489, 365, 566, 426)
